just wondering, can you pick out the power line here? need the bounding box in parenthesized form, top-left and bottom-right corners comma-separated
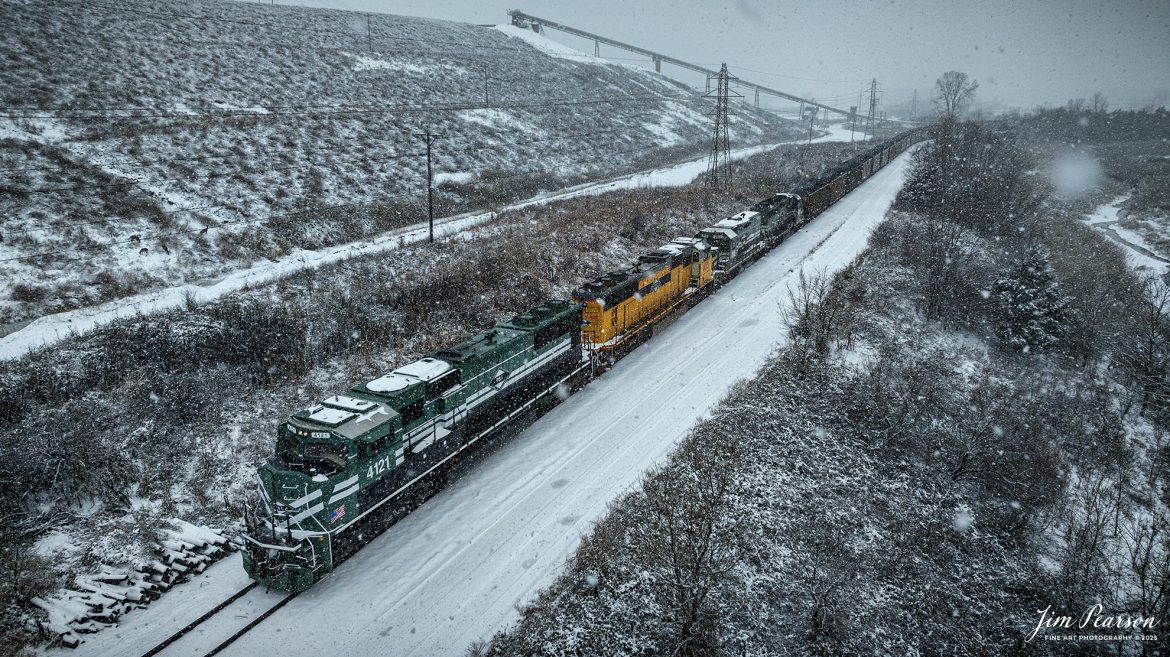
(0, 110, 669, 179)
(0, 154, 424, 238)
(0, 117, 669, 200)
(719, 64, 866, 86)
(0, 143, 398, 177)
(24, 25, 536, 70)
(0, 92, 699, 121)
(0, 138, 698, 265)
(0, 150, 423, 196)
(2, 125, 683, 250)
(35, 0, 534, 54)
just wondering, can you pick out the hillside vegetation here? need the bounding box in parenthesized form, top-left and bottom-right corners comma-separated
(0, 139, 857, 651)
(483, 121, 1170, 656)
(0, 0, 799, 323)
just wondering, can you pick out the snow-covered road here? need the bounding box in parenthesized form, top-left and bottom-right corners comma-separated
(62, 145, 915, 657)
(0, 127, 864, 360)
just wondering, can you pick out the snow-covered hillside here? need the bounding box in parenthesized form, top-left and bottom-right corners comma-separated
(0, 137, 846, 361)
(0, 0, 800, 324)
(49, 142, 920, 657)
(4, 136, 861, 652)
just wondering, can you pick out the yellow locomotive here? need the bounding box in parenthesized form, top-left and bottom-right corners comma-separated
(573, 237, 713, 355)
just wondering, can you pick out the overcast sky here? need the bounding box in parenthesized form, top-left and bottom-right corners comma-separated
(267, 0, 1170, 113)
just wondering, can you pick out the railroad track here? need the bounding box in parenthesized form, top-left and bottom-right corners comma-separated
(131, 132, 924, 656)
(131, 372, 580, 657)
(137, 583, 294, 657)
(133, 373, 577, 657)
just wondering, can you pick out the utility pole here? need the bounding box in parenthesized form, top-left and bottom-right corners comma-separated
(366, 14, 373, 52)
(414, 130, 443, 243)
(865, 78, 878, 139)
(705, 63, 739, 189)
(483, 65, 490, 106)
(849, 105, 857, 142)
(910, 89, 917, 122)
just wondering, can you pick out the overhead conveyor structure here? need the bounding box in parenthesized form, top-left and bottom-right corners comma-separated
(507, 9, 855, 119)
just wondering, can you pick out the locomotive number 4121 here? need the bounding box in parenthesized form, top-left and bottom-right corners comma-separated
(366, 455, 394, 480)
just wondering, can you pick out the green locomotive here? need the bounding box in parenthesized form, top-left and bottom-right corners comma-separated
(243, 300, 584, 592)
(242, 128, 927, 594)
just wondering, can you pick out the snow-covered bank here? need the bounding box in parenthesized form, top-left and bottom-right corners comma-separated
(0, 133, 857, 362)
(57, 146, 917, 657)
(1083, 195, 1169, 275)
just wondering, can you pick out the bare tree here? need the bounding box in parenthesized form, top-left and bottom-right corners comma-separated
(792, 521, 860, 644)
(639, 437, 739, 655)
(0, 528, 55, 654)
(932, 70, 979, 117)
(1123, 518, 1170, 642)
(1090, 91, 1109, 114)
(783, 266, 864, 373)
(846, 347, 946, 451)
(1117, 276, 1170, 416)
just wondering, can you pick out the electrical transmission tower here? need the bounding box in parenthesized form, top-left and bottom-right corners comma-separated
(864, 78, 881, 139)
(705, 63, 740, 189)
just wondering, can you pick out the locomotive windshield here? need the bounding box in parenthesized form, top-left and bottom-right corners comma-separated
(304, 443, 348, 471)
(703, 232, 730, 251)
(276, 433, 349, 476)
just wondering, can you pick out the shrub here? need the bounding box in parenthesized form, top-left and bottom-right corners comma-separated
(9, 283, 47, 303)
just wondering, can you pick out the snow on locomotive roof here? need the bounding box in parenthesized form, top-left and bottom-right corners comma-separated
(673, 237, 711, 251)
(306, 405, 358, 426)
(367, 358, 453, 393)
(699, 227, 737, 240)
(714, 211, 758, 229)
(322, 395, 377, 413)
(656, 243, 685, 256)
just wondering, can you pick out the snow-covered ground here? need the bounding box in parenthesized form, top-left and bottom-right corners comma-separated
(0, 129, 861, 361)
(1084, 195, 1169, 275)
(57, 146, 917, 657)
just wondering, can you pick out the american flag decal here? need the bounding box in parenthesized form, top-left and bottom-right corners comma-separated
(329, 505, 346, 523)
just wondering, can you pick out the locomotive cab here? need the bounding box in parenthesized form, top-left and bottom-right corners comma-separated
(278, 407, 360, 476)
(244, 394, 403, 592)
(670, 237, 712, 287)
(695, 227, 737, 273)
(749, 193, 804, 240)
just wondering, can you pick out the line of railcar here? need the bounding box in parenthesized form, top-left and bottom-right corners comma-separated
(243, 128, 926, 592)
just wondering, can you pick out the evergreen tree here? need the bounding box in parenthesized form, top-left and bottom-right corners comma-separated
(993, 248, 1071, 352)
